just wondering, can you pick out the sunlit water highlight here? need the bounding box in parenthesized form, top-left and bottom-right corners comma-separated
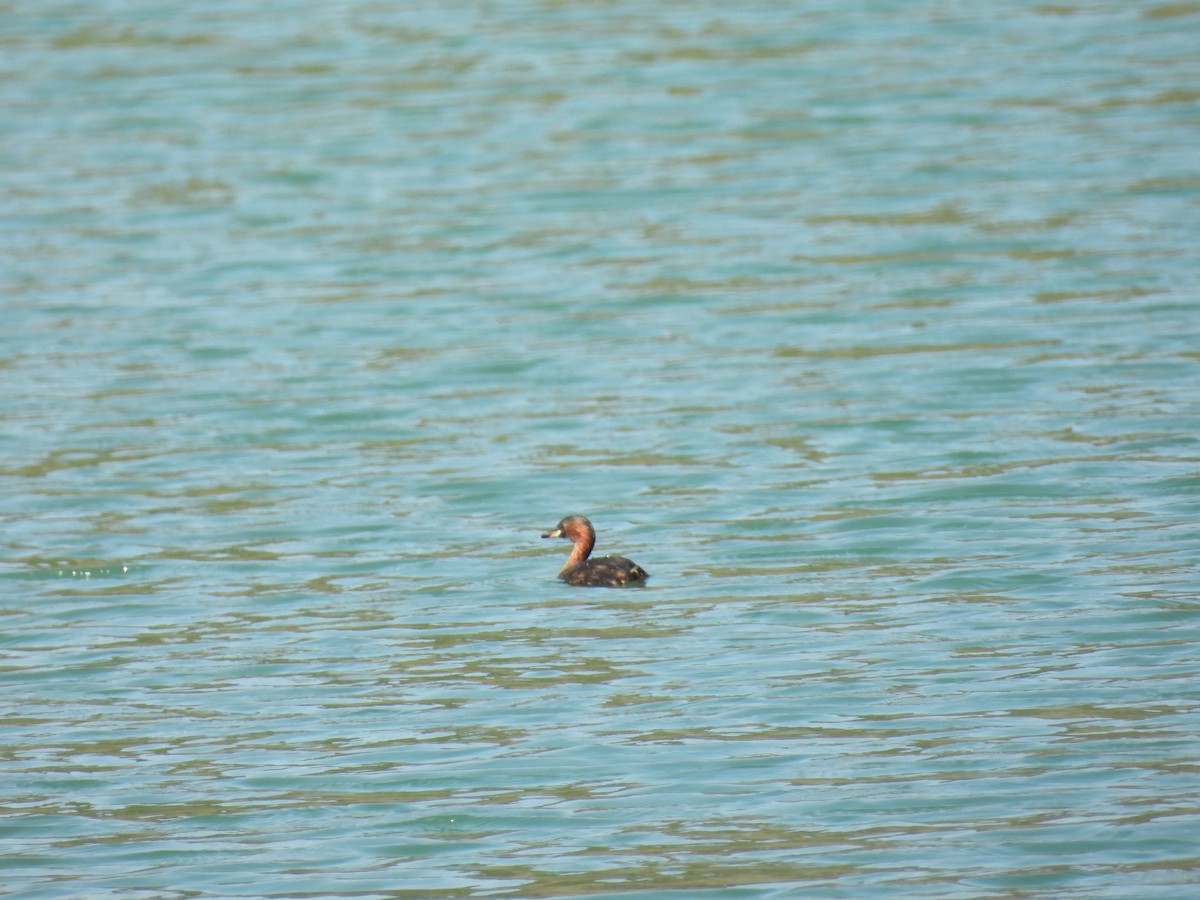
(2, 1, 1199, 897)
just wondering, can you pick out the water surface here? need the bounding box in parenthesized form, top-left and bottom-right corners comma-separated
(2, 1, 1199, 897)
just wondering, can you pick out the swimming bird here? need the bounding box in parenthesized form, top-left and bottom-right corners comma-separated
(541, 515, 649, 587)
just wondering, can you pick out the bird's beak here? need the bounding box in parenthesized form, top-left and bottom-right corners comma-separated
(541, 527, 563, 539)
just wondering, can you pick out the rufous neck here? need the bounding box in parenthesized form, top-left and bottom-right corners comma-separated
(562, 530, 595, 571)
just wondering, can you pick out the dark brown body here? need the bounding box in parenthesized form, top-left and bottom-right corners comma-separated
(541, 515, 649, 587)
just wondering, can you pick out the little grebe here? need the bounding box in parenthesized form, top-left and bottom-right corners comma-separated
(541, 515, 649, 587)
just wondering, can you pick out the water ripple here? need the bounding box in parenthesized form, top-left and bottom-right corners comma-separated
(3, 0, 1200, 897)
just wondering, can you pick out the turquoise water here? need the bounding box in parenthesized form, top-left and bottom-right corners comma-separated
(3, 1, 1199, 897)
